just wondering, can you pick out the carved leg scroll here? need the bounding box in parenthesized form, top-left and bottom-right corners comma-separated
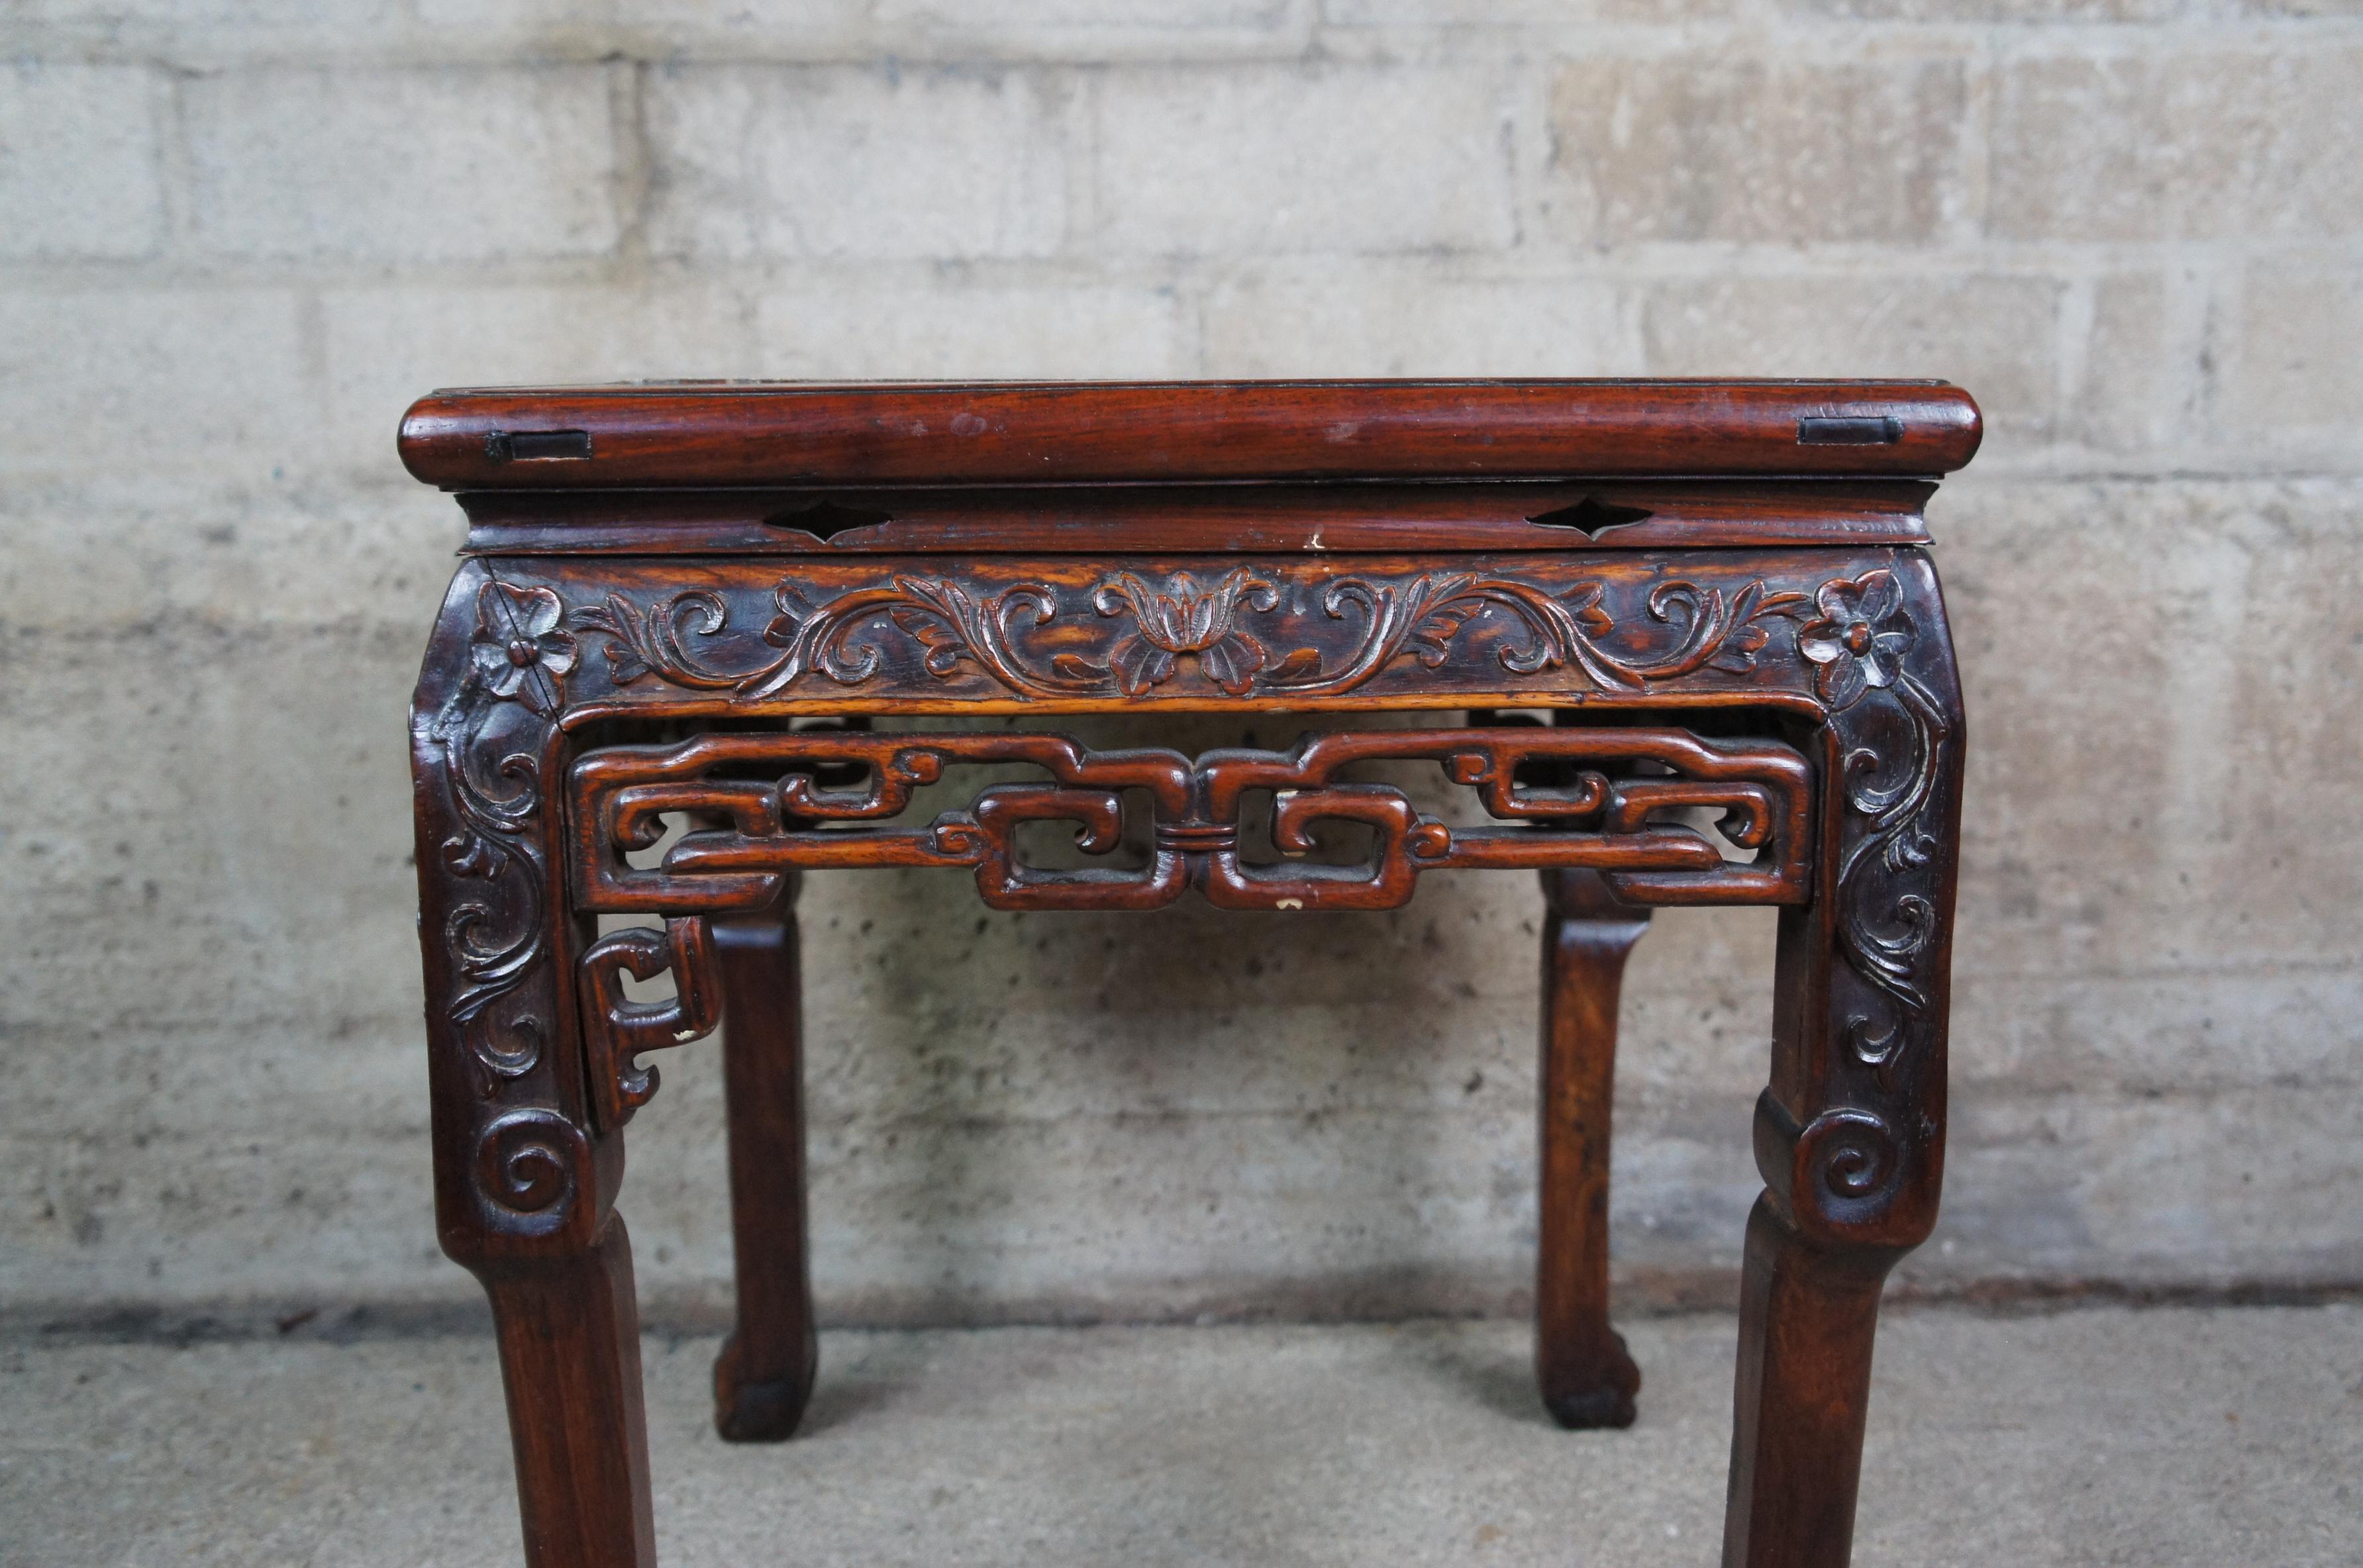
(711, 876, 821, 1442)
(1721, 558, 1963, 1568)
(1534, 867, 1648, 1430)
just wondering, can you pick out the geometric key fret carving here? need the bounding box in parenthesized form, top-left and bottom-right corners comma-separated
(566, 725, 1814, 1129)
(566, 726, 1813, 918)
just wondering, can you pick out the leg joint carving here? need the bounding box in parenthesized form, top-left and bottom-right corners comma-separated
(464, 1106, 597, 1250)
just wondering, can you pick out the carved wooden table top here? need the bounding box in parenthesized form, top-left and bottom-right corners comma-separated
(402, 379, 1977, 1568)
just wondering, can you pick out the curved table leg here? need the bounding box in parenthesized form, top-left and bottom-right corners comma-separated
(1534, 867, 1649, 1429)
(711, 873, 821, 1442)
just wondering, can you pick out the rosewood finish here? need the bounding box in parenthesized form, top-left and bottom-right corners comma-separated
(405, 379, 1974, 1567)
(399, 378, 1980, 489)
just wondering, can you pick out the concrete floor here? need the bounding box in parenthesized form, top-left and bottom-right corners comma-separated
(3, 1305, 2357, 1566)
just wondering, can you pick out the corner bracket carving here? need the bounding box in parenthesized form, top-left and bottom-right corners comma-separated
(578, 918, 723, 1131)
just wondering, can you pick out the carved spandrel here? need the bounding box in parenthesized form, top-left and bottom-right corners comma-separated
(579, 918, 723, 1132)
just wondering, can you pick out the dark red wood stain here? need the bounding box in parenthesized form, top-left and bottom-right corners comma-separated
(407, 380, 1971, 1568)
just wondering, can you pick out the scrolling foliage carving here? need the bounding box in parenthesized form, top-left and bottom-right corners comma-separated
(568, 567, 1805, 703)
(1753, 564, 1961, 1248)
(1805, 569, 1954, 1084)
(427, 580, 574, 1094)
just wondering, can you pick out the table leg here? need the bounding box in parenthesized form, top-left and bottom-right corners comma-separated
(1721, 1188, 1903, 1568)
(1722, 570, 1962, 1566)
(413, 562, 660, 1566)
(712, 873, 821, 1442)
(1534, 867, 1648, 1429)
(476, 1218, 659, 1568)
(1721, 941, 1953, 1565)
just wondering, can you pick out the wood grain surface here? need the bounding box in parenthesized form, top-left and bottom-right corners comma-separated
(400, 379, 1982, 490)
(406, 379, 1973, 1568)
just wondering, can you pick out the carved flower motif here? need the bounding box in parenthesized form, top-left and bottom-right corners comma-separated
(470, 581, 579, 715)
(1093, 569, 1280, 695)
(1797, 569, 1914, 711)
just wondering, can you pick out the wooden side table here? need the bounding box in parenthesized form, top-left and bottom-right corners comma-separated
(400, 380, 1975, 1567)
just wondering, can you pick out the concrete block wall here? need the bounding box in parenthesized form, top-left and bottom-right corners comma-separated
(2, 1, 2357, 1326)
